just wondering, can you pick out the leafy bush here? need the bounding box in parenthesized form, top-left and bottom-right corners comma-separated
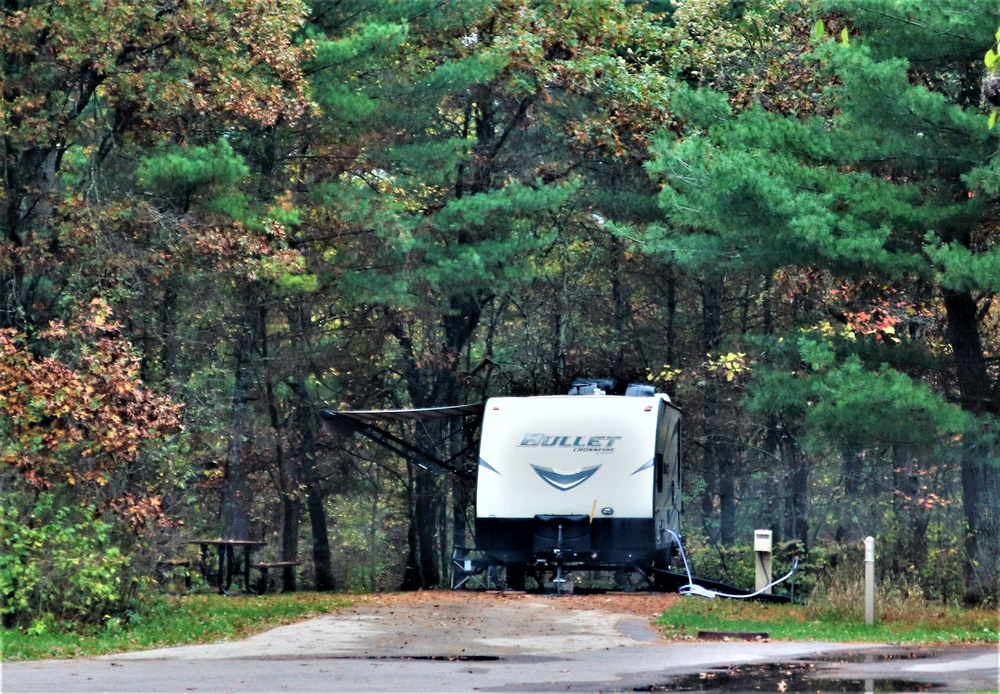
(0, 302, 181, 631)
(0, 493, 139, 631)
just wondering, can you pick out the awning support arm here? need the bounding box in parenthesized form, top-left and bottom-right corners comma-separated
(323, 412, 475, 480)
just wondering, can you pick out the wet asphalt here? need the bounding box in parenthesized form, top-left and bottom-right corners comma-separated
(2, 593, 997, 693)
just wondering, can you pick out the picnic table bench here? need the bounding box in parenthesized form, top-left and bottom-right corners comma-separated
(158, 540, 300, 595)
(187, 539, 266, 595)
(156, 558, 193, 591)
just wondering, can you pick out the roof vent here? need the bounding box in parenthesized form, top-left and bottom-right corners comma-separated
(625, 383, 658, 398)
(568, 378, 616, 395)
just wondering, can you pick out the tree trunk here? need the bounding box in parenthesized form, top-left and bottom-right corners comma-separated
(289, 377, 335, 591)
(718, 470, 736, 547)
(552, 269, 568, 392)
(279, 487, 300, 591)
(835, 449, 865, 544)
(784, 444, 809, 548)
(219, 280, 260, 541)
(263, 311, 300, 590)
(157, 279, 179, 382)
(665, 265, 677, 371)
(891, 446, 929, 575)
(942, 289, 1000, 602)
(401, 465, 422, 589)
(304, 484, 335, 590)
(610, 235, 630, 377)
(700, 277, 737, 545)
(958, 440, 1000, 602)
(402, 466, 441, 588)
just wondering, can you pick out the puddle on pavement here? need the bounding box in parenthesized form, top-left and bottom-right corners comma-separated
(804, 651, 930, 663)
(633, 662, 942, 692)
(261, 653, 505, 662)
(362, 654, 502, 661)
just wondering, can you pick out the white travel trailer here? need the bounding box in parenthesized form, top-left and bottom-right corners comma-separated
(474, 384, 681, 588)
(320, 380, 682, 590)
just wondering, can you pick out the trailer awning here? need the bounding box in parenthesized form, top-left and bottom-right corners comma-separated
(320, 403, 484, 478)
(320, 403, 484, 428)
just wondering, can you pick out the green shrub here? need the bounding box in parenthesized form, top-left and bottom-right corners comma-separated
(672, 529, 833, 601)
(0, 493, 137, 630)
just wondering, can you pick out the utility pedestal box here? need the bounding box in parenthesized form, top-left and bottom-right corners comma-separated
(754, 530, 773, 594)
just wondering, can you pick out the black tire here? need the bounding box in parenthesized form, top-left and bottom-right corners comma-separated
(505, 562, 526, 591)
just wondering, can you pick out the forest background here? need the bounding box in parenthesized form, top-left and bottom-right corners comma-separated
(3, 0, 999, 633)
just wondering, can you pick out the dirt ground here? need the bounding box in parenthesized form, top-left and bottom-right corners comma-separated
(101, 587, 683, 663)
(354, 588, 681, 620)
(358, 590, 681, 620)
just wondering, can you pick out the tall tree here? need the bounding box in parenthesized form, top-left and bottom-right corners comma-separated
(1, 0, 309, 328)
(1, 0, 312, 624)
(299, 0, 674, 587)
(645, 0, 1000, 600)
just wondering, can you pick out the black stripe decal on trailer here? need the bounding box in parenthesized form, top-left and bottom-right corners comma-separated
(478, 457, 501, 475)
(530, 464, 601, 491)
(630, 458, 654, 475)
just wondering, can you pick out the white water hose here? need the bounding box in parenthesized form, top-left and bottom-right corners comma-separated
(666, 529, 799, 599)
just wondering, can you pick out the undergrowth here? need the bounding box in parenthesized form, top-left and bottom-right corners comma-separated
(2, 592, 354, 662)
(656, 572, 998, 644)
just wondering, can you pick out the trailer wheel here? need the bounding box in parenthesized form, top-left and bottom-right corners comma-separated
(505, 563, 526, 591)
(651, 554, 684, 592)
(614, 566, 652, 592)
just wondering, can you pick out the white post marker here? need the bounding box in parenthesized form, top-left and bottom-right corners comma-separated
(864, 536, 876, 626)
(754, 529, 773, 594)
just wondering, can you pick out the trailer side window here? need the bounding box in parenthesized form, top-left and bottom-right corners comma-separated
(661, 415, 679, 497)
(656, 414, 668, 493)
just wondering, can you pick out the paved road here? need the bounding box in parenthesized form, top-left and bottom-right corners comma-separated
(3, 593, 997, 692)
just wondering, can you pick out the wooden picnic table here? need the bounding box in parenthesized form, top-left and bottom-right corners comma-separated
(187, 539, 265, 595)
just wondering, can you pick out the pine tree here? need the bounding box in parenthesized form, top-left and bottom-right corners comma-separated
(298, 0, 675, 587)
(645, 0, 1000, 599)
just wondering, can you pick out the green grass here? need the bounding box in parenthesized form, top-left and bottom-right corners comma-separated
(1, 592, 354, 662)
(4, 589, 996, 662)
(655, 597, 999, 644)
